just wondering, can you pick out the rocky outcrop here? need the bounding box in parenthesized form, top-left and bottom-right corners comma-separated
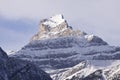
(31, 14, 86, 41)
(0, 47, 52, 80)
(52, 61, 87, 80)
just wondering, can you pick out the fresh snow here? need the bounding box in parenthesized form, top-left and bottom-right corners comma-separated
(85, 34, 94, 41)
(6, 50, 16, 55)
(43, 14, 65, 27)
(51, 60, 119, 80)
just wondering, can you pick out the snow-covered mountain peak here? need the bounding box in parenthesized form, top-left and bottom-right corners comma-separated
(42, 14, 65, 28)
(31, 14, 86, 41)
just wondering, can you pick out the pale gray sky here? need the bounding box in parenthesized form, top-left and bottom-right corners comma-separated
(0, 0, 120, 51)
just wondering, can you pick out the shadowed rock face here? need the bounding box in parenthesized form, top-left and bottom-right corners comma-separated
(0, 47, 52, 80)
(66, 70, 104, 80)
(0, 47, 8, 59)
(82, 70, 104, 80)
(0, 47, 8, 80)
(69, 70, 104, 80)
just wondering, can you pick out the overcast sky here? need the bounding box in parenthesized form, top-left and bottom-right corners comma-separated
(0, 0, 120, 52)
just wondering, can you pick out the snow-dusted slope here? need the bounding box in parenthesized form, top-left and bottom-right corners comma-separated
(52, 60, 120, 80)
(11, 36, 116, 69)
(104, 60, 120, 80)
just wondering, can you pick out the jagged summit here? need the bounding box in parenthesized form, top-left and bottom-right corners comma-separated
(42, 14, 65, 27)
(31, 14, 86, 41)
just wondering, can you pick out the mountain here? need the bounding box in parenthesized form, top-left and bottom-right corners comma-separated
(10, 14, 120, 80)
(11, 14, 120, 69)
(0, 47, 52, 80)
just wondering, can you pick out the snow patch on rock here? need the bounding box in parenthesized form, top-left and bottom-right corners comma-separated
(43, 14, 65, 27)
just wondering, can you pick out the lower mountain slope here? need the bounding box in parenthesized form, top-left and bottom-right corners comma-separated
(0, 47, 52, 80)
(51, 60, 120, 80)
(11, 36, 120, 70)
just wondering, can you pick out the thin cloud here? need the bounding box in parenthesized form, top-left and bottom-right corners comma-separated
(0, 0, 120, 51)
(0, 17, 38, 51)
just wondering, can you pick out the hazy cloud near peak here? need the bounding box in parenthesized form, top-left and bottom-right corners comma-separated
(0, 16, 38, 51)
(0, 0, 120, 51)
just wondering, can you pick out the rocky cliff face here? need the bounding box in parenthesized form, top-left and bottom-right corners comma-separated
(31, 14, 86, 41)
(0, 47, 52, 80)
